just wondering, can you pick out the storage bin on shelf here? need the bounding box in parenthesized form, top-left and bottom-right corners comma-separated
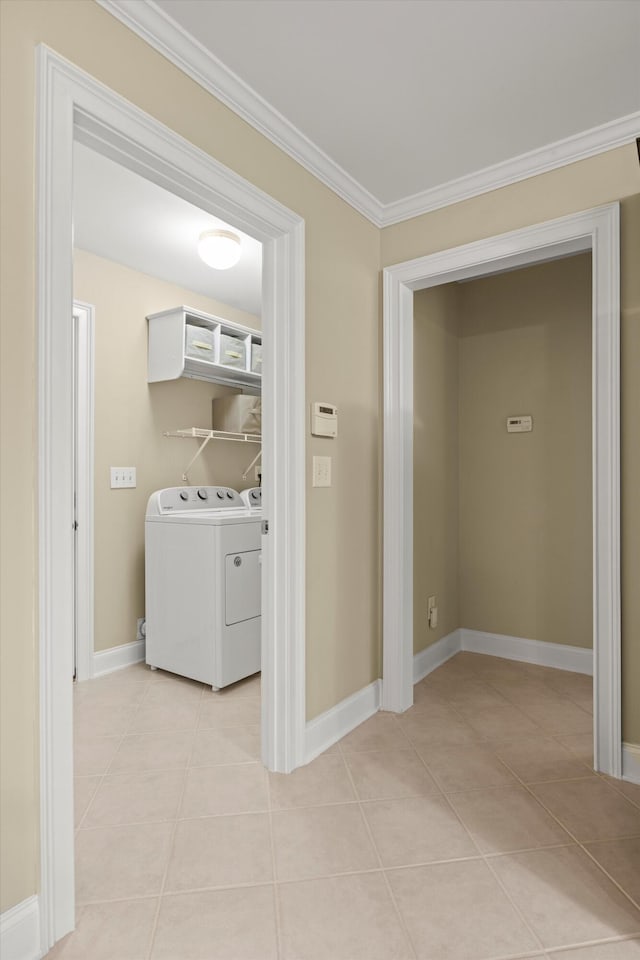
(212, 395, 262, 435)
(220, 332, 248, 370)
(185, 323, 216, 361)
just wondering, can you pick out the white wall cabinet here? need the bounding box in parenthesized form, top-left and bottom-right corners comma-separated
(147, 306, 262, 390)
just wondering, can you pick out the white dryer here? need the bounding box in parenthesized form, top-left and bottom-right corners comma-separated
(145, 486, 262, 690)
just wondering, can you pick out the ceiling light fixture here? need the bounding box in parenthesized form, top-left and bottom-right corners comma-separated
(197, 229, 242, 270)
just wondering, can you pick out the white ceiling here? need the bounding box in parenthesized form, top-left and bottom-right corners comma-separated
(149, 0, 640, 210)
(73, 142, 263, 317)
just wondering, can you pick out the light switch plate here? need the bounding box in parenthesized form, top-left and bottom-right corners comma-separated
(110, 467, 136, 488)
(312, 455, 332, 487)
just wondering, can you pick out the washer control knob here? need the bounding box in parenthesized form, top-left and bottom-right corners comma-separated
(179, 490, 189, 502)
(234, 556, 242, 567)
(226, 491, 233, 500)
(216, 491, 225, 500)
(251, 491, 259, 501)
(197, 488, 208, 500)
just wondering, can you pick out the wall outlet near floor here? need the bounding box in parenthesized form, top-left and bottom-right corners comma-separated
(137, 618, 146, 641)
(427, 596, 438, 629)
(110, 466, 136, 488)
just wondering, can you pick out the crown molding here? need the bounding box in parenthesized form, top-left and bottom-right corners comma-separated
(378, 111, 640, 226)
(96, 0, 385, 225)
(98, 0, 640, 230)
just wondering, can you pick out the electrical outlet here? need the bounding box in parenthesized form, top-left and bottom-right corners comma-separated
(254, 467, 262, 482)
(137, 618, 146, 641)
(111, 467, 136, 488)
(427, 596, 438, 629)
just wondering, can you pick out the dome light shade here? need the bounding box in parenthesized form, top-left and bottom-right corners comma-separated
(197, 230, 242, 270)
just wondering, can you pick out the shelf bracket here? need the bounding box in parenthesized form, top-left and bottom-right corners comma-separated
(242, 448, 262, 482)
(182, 434, 214, 484)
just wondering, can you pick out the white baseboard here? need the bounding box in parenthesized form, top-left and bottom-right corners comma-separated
(305, 679, 381, 763)
(92, 639, 145, 678)
(413, 629, 461, 683)
(0, 896, 40, 960)
(622, 743, 640, 785)
(460, 628, 593, 676)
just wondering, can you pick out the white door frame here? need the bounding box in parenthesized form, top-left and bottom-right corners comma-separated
(382, 203, 621, 777)
(37, 45, 306, 952)
(72, 301, 95, 683)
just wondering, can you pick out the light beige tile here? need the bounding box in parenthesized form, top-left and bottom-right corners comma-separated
(127, 701, 200, 735)
(46, 898, 158, 959)
(584, 837, 640, 904)
(548, 940, 640, 958)
(198, 696, 261, 728)
(82, 770, 185, 827)
(388, 859, 538, 959)
(74, 679, 147, 707)
(141, 677, 204, 705)
(530, 778, 640, 841)
(431, 654, 479, 681)
(278, 873, 414, 960)
(75, 822, 173, 902)
(74, 700, 138, 738)
(345, 748, 440, 800)
(544, 669, 593, 700)
(272, 803, 378, 881)
(165, 813, 272, 892)
(519, 699, 593, 735)
(464, 703, 543, 741)
(556, 732, 594, 765)
(74, 735, 121, 777)
(604, 776, 640, 809)
(269, 754, 355, 809)
(74, 776, 101, 828)
(151, 887, 278, 959)
(449, 785, 571, 853)
(189, 725, 261, 766)
(417, 743, 517, 792)
(361, 795, 478, 867)
(109, 731, 194, 774)
(339, 713, 410, 754)
(215, 672, 261, 699)
(494, 737, 595, 783)
(491, 845, 640, 948)
(398, 704, 480, 748)
(180, 762, 268, 817)
(438, 679, 511, 711)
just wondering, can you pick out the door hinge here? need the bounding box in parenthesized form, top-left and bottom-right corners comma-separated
(261, 519, 269, 535)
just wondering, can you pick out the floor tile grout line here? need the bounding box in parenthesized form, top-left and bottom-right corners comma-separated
(144, 699, 200, 960)
(340, 756, 419, 960)
(495, 750, 640, 916)
(410, 739, 548, 956)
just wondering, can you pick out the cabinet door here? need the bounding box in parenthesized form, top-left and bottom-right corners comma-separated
(225, 550, 261, 625)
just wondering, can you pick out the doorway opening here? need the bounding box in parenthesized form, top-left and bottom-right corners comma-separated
(382, 204, 621, 779)
(38, 46, 305, 953)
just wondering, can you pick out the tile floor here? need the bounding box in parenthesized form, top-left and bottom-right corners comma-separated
(48, 653, 640, 959)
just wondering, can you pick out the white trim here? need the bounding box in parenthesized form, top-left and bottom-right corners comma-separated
(92, 640, 146, 678)
(377, 113, 640, 227)
(413, 630, 461, 684)
(382, 204, 621, 781)
(305, 680, 381, 764)
(95, 2, 640, 228)
(0, 896, 40, 960)
(73, 301, 95, 683)
(96, 0, 383, 225)
(622, 743, 640, 785)
(37, 45, 306, 954)
(460, 629, 593, 676)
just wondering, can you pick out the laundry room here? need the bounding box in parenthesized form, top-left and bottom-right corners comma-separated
(72, 141, 264, 676)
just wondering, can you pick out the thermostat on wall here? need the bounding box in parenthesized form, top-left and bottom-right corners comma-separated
(311, 402, 338, 438)
(507, 415, 533, 433)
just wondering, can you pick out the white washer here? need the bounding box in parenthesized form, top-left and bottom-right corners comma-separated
(145, 486, 262, 690)
(240, 486, 262, 510)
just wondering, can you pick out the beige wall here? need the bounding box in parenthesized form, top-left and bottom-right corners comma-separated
(385, 184, 640, 750)
(74, 249, 261, 653)
(458, 255, 592, 646)
(413, 286, 460, 653)
(1, 0, 380, 912)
